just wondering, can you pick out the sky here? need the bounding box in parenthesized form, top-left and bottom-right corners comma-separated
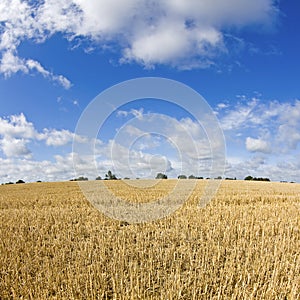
(0, 0, 300, 183)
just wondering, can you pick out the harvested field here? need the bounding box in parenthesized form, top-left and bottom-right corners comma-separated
(0, 180, 299, 299)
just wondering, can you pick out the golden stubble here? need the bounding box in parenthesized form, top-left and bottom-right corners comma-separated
(0, 180, 299, 299)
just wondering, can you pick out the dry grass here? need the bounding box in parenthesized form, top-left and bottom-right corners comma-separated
(0, 180, 299, 299)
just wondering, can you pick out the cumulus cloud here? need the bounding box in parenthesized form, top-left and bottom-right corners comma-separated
(0, 0, 279, 82)
(219, 98, 300, 152)
(220, 98, 259, 131)
(0, 113, 86, 157)
(0, 0, 73, 87)
(277, 124, 300, 150)
(0, 113, 36, 157)
(99, 139, 174, 179)
(0, 113, 37, 138)
(0, 155, 78, 183)
(225, 154, 300, 182)
(0, 137, 31, 158)
(0, 51, 28, 75)
(103, 111, 222, 179)
(217, 97, 300, 180)
(1, 99, 300, 182)
(43, 129, 80, 147)
(246, 137, 271, 153)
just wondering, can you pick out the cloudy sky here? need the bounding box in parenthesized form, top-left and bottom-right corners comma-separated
(0, 0, 299, 183)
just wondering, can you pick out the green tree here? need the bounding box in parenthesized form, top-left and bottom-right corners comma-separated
(75, 176, 88, 181)
(156, 173, 168, 179)
(105, 170, 117, 180)
(16, 179, 25, 184)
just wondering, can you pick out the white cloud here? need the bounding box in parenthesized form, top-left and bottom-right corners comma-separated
(117, 108, 144, 119)
(0, 155, 77, 183)
(103, 112, 220, 178)
(115, 111, 207, 169)
(277, 124, 300, 150)
(26, 59, 50, 77)
(43, 129, 75, 147)
(225, 154, 300, 182)
(217, 97, 300, 181)
(0, 0, 73, 88)
(122, 21, 223, 68)
(26, 60, 72, 89)
(100, 140, 174, 179)
(0, 137, 31, 158)
(41, 128, 88, 147)
(220, 98, 259, 130)
(0, 51, 28, 75)
(217, 103, 229, 109)
(0, 113, 37, 139)
(71, 0, 138, 36)
(246, 137, 271, 153)
(0, 50, 71, 88)
(1, 100, 300, 183)
(219, 97, 300, 152)
(123, 125, 145, 138)
(0, 0, 279, 81)
(0, 113, 36, 158)
(0, 114, 87, 157)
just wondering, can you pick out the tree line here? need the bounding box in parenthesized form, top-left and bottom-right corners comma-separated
(1, 171, 280, 185)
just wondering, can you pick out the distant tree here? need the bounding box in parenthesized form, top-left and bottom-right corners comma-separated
(71, 176, 88, 181)
(156, 173, 168, 179)
(95, 176, 102, 180)
(105, 170, 117, 180)
(124, 177, 130, 180)
(215, 176, 222, 180)
(257, 177, 270, 182)
(244, 175, 270, 182)
(188, 174, 196, 179)
(178, 175, 187, 179)
(36, 180, 42, 183)
(16, 179, 25, 184)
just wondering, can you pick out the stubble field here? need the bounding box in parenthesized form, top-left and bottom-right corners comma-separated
(0, 180, 299, 299)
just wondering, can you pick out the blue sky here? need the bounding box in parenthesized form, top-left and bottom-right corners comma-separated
(0, 0, 300, 182)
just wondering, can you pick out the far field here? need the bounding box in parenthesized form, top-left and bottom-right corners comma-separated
(0, 180, 299, 299)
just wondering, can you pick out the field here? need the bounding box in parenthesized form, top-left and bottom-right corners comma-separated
(0, 180, 299, 299)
